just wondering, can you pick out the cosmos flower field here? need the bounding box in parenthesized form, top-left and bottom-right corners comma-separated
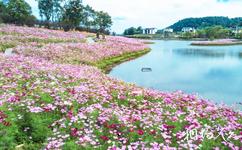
(0, 25, 241, 150)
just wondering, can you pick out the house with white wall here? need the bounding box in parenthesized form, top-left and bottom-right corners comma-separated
(143, 28, 157, 34)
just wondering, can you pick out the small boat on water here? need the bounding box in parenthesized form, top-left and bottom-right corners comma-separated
(141, 67, 152, 72)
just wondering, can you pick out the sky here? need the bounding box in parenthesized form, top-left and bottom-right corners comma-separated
(26, 0, 242, 33)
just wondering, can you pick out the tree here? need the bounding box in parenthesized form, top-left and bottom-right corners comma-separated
(123, 26, 143, 35)
(36, 0, 64, 28)
(136, 26, 143, 34)
(25, 15, 37, 26)
(124, 27, 136, 35)
(0, 1, 8, 23)
(80, 5, 95, 30)
(7, 0, 36, 25)
(205, 26, 230, 39)
(52, 0, 63, 22)
(37, 0, 54, 27)
(197, 29, 206, 38)
(61, 0, 84, 31)
(181, 32, 193, 39)
(196, 26, 231, 39)
(237, 32, 242, 39)
(94, 11, 112, 39)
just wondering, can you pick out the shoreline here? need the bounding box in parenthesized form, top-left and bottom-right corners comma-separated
(95, 48, 151, 73)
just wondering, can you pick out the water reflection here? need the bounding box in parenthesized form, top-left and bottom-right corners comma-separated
(173, 48, 242, 59)
(109, 40, 242, 105)
(239, 52, 242, 58)
(173, 48, 225, 58)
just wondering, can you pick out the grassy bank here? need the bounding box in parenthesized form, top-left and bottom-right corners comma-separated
(143, 41, 155, 44)
(95, 48, 151, 73)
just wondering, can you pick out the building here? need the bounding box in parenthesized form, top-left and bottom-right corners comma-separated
(143, 28, 157, 34)
(182, 27, 196, 33)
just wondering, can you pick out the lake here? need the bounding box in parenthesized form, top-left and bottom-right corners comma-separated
(109, 40, 242, 105)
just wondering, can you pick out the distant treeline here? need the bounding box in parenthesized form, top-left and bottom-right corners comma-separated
(181, 25, 242, 39)
(123, 25, 242, 39)
(123, 26, 143, 35)
(0, 0, 112, 34)
(169, 16, 242, 32)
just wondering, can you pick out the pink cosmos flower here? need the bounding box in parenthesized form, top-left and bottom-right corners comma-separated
(70, 128, 78, 137)
(137, 129, 144, 135)
(100, 135, 109, 141)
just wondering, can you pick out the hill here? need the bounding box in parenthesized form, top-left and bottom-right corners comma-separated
(169, 16, 242, 32)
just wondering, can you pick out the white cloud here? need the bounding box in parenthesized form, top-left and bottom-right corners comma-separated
(26, 0, 242, 33)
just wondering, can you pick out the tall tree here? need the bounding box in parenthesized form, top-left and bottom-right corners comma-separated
(0, 1, 8, 23)
(7, 0, 35, 25)
(94, 11, 112, 39)
(52, 0, 63, 22)
(37, 0, 54, 22)
(124, 27, 136, 35)
(80, 5, 95, 30)
(36, 0, 63, 28)
(61, 0, 84, 31)
(123, 26, 143, 35)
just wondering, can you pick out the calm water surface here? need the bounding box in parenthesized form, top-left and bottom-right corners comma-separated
(109, 40, 242, 105)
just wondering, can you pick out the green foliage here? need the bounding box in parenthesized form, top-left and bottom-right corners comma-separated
(0, 43, 16, 52)
(126, 34, 154, 39)
(36, 0, 63, 28)
(197, 26, 231, 39)
(197, 29, 207, 38)
(63, 141, 80, 150)
(81, 5, 96, 29)
(235, 32, 242, 39)
(37, 0, 54, 21)
(1, 0, 112, 33)
(6, 0, 36, 25)
(61, 0, 84, 31)
(95, 48, 150, 73)
(181, 32, 194, 39)
(34, 0, 112, 33)
(178, 25, 233, 39)
(39, 93, 54, 103)
(0, 1, 8, 23)
(94, 11, 112, 32)
(170, 16, 242, 32)
(0, 105, 60, 149)
(124, 26, 143, 35)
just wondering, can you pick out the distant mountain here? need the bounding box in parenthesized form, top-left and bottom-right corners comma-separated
(168, 16, 242, 32)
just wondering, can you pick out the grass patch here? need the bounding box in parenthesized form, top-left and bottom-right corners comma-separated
(0, 43, 16, 52)
(143, 41, 155, 44)
(0, 105, 60, 149)
(125, 34, 153, 39)
(95, 48, 151, 73)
